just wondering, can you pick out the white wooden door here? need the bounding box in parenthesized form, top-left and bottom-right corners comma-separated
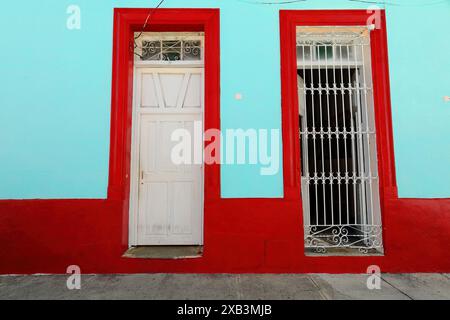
(133, 67, 204, 245)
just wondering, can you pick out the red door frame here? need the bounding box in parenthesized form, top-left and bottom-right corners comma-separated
(107, 8, 221, 246)
(279, 10, 398, 243)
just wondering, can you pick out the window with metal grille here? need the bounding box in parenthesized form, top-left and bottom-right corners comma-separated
(297, 26, 383, 255)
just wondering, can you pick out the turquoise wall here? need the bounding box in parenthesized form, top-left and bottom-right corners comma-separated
(0, 0, 449, 199)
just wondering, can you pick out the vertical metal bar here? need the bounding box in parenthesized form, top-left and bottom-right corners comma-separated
(318, 44, 327, 226)
(346, 44, 359, 226)
(332, 38, 342, 226)
(359, 36, 375, 227)
(301, 44, 311, 228)
(339, 42, 350, 225)
(181, 40, 184, 61)
(350, 41, 366, 232)
(353, 42, 368, 231)
(310, 42, 319, 226)
(324, 41, 334, 227)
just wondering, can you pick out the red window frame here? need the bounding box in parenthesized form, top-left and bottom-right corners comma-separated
(279, 10, 397, 223)
(107, 9, 220, 243)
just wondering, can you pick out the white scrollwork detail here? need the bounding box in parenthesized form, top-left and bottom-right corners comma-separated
(140, 39, 202, 62)
(305, 224, 383, 254)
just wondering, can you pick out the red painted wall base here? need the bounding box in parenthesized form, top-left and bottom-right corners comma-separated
(1, 197, 449, 274)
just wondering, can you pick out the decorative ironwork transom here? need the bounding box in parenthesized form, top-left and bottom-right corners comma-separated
(135, 33, 204, 63)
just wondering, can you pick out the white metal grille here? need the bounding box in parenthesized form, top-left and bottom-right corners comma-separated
(134, 32, 204, 63)
(297, 26, 383, 255)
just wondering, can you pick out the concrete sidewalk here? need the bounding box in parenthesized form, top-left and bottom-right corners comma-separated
(1, 274, 449, 300)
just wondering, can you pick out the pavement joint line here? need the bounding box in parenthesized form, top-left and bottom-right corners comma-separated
(381, 276, 413, 300)
(307, 275, 329, 300)
(307, 275, 320, 289)
(235, 275, 243, 300)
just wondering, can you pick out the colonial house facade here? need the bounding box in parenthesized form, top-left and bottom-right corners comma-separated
(0, 0, 449, 274)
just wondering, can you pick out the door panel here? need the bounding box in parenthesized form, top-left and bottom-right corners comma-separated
(140, 182, 169, 236)
(139, 68, 203, 112)
(172, 181, 194, 235)
(183, 73, 202, 108)
(160, 73, 185, 108)
(135, 67, 204, 246)
(141, 73, 159, 108)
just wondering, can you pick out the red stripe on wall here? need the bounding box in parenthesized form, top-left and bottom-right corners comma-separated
(0, 198, 449, 273)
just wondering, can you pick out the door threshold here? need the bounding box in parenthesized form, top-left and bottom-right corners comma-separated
(123, 246, 203, 259)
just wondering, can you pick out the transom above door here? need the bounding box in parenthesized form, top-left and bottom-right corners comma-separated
(135, 32, 204, 65)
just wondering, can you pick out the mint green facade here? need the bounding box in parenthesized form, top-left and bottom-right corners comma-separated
(0, 0, 449, 199)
